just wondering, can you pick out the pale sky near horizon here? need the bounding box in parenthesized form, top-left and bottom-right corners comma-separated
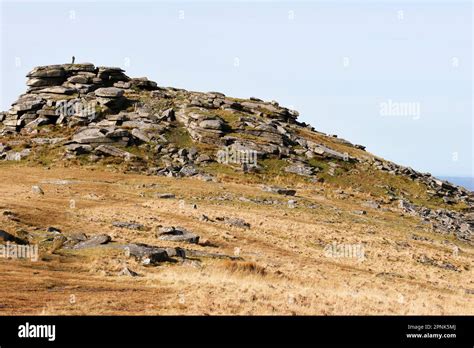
(0, 0, 472, 177)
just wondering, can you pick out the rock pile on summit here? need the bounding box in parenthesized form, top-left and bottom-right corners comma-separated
(1, 63, 157, 134)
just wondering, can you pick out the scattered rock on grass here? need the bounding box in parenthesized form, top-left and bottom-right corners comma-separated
(262, 186, 296, 196)
(123, 243, 171, 264)
(31, 185, 44, 195)
(0, 230, 28, 245)
(118, 267, 140, 277)
(73, 234, 111, 249)
(156, 193, 175, 199)
(112, 221, 144, 230)
(156, 226, 200, 244)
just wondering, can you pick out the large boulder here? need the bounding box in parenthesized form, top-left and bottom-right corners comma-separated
(199, 118, 224, 130)
(3, 149, 31, 161)
(72, 234, 111, 249)
(0, 230, 28, 245)
(312, 144, 351, 161)
(131, 128, 151, 143)
(95, 145, 135, 160)
(37, 86, 75, 95)
(67, 75, 89, 84)
(65, 143, 93, 155)
(11, 97, 44, 112)
(130, 77, 157, 90)
(27, 77, 64, 87)
(156, 226, 200, 244)
(97, 67, 129, 82)
(123, 243, 172, 264)
(64, 63, 96, 72)
(27, 65, 66, 78)
(94, 87, 124, 98)
(176, 109, 226, 144)
(284, 162, 314, 176)
(72, 128, 113, 144)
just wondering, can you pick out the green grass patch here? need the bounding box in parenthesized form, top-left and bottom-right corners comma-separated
(164, 126, 193, 148)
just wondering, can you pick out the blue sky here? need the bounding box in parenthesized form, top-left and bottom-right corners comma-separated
(1, 0, 472, 177)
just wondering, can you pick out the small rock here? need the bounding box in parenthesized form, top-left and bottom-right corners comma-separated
(411, 234, 432, 242)
(218, 217, 250, 229)
(112, 221, 144, 230)
(118, 267, 139, 277)
(195, 154, 212, 164)
(199, 214, 210, 222)
(263, 186, 296, 196)
(362, 201, 380, 209)
(63, 232, 88, 248)
(179, 165, 198, 177)
(161, 108, 175, 121)
(131, 128, 151, 143)
(353, 210, 367, 215)
(156, 193, 175, 199)
(443, 196, 456, 205)
(65, 143, 93, 155)
(284, 163, 314, 176)
(31, 186, 44, 195)
(195, 173, 215, 182)
(50, 235, 68, 253)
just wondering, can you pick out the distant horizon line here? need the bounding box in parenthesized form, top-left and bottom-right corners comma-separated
(435, 175, 474, 179)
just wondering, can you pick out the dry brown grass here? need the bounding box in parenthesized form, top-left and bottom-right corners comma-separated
(0, 164, 472, 315)
(221, 260, 267, 276)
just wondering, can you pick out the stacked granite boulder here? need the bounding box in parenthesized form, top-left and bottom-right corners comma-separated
(0, 63, 158, 136)
(26, 64, 128, 94)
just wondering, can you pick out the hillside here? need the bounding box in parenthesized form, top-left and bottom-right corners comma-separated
(0, 63, 472, 314)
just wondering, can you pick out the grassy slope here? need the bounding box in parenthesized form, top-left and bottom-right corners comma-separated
(0, 165, 472, 315)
